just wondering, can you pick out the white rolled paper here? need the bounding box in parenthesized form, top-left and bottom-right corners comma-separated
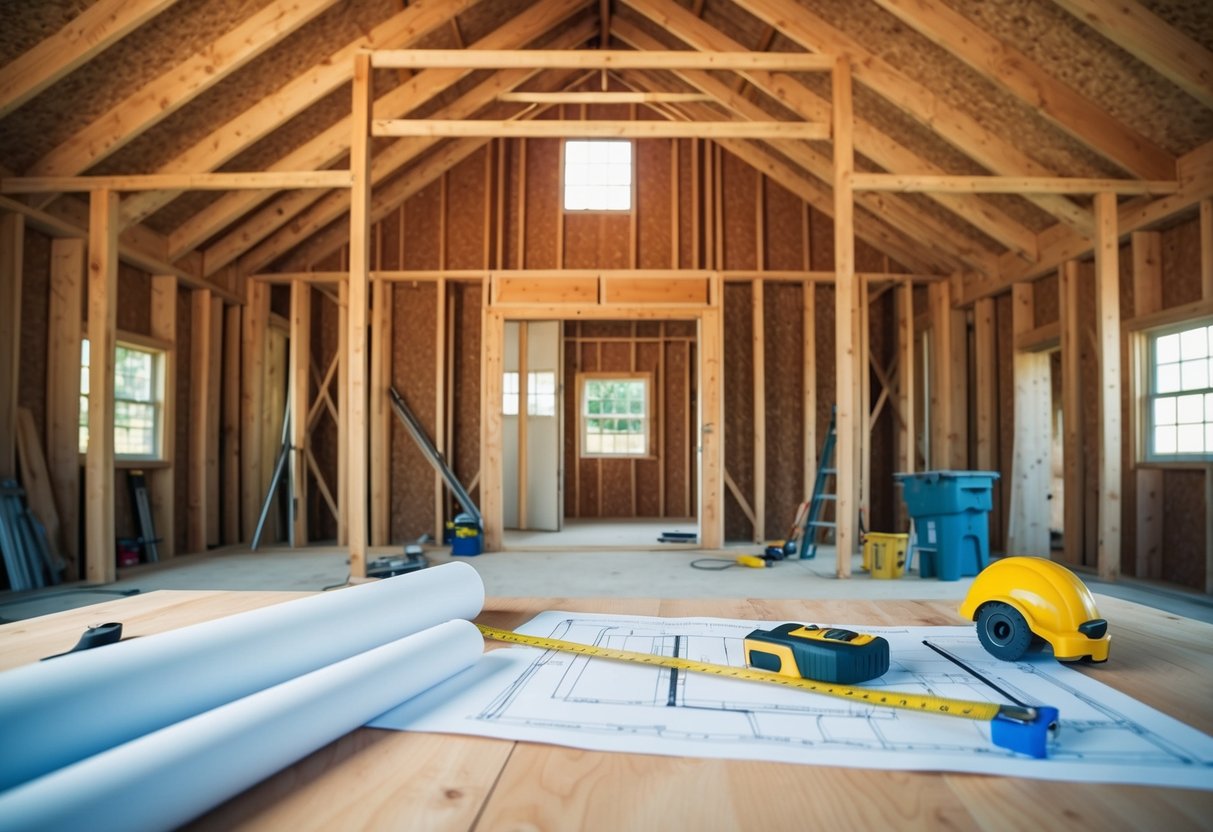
(0, 561, 484, 790)
(0, 619, 485, 832)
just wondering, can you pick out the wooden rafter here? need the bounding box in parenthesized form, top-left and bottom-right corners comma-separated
(853, 173, 1179, 195)
(612, 9, 1039, 261)
(168, 0, 586, 263)
(497, 91, 710, 103)
(370, 48, 835, 71)
(718, 0, 1095, 236)
(1, 171, 353, 194)
(870, 0, 1175, 180)
(372, 118, 829, 139)
(0, 0, 182, 119)
(27, 0, 339, 180)
(119, 0, 480, 226)
(1051, 0, 1213, 110)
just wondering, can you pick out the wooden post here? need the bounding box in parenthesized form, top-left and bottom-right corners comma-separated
(289, 281, 311, 547)
(700, 292, 724, 549)
(802, 281, 816, 501)
(1059, 260, 1085, 567)
(149, 275, 176, 559)
(752, 279, 765, 542)
(517, 320, 528, 530)
(347, 53, 373, 576)
(973, 297, 996, 471)
(0, 213, 22, 480)
(1007, 281, 1052, 557)
(370, 278, 392, 546)
(85, 190, 118, 584)
(222, 304, 241, 545)
(188, 289, 213, 554)
(241, 281, 268, 542)
(895, 281, 916, 529)
(435, 277, 448, 538)
(47, 238, 85, 577)
(858, 275, 871, 530)
(337, 279, 349, 546)
(482, 304, 505, 551)
(206, 295, 221, 548)
(1094, 192, 1122, 580)
(832, 56, 857, 577)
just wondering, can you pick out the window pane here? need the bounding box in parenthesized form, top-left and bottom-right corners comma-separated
(1178, 393, 1204, 423)
(1181, 359, 1208, 390)
(1156, 333, 1180, 363)
(564, 141, 631, 211)
(1177, 424, 1204, 453)
(1154, 397, 1176, 426)
(1157, 363, 1180, 393)
(1155, 425, 1177, 454)
(1181, 327, 1208, 358)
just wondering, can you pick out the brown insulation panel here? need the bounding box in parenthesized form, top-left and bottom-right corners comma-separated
(636, 139, 672, 270)
(173, 288, 192, 556)
(809, 208, 835, 272)
(116, 266, 151, 336)
(1162, 470, 1208, 591)
(379, 205, 403, 271)
(403, 181, 442, 271)
(451, 282, 482, 508)
(1161, 216, 1203, 309)
(446, 147, 489, 271)
(867, 289, 897, 532)
(1034, 271, 1060, 328)
(524, 137, 560, 269)
(723, 283, 755, 540)
(18, 228, 50, 431)
(721, 150, 758, 271)
(763, 283, 806, 531)
(995, 291, 1014, 552)
(390, 282, 438, 542)
(764, 179, 806, 271)
(678, 139, 695, 269)
(309, 290, 340, 543)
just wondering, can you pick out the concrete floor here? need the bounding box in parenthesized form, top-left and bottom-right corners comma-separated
(3, 531, 1212, 625)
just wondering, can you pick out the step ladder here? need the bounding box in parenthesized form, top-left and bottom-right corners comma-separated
(799, 410, 837, 560)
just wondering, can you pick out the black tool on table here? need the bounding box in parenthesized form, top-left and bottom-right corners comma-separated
(41, 622, 124, 661)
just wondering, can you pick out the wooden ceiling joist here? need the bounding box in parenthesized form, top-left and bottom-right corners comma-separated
(612, 8, 1039, 261)
(853, 173, 1180, 195)
(27, 0, 340, 180)
(370, 48, 836, 72)
(719, 0, 1096, 236)
(0, 0, 183, 119)
(497, 91, 711, 103)
(371, 118, 830, 139)
(870, 0, 1175, 181)
(168, 0, 587, 263)
(1051, 0, 1213, 110)
(1, 170, 353, 194)
(119, 0, 481, 227)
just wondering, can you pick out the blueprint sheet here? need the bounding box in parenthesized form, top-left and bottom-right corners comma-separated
(372, 612, 1213, 789)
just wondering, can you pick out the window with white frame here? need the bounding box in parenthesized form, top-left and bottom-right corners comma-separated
(79, 339, 165, 459)
(579, 374, 650, 457)
(1146, 320, 1213, 460)
(563, 140, 632, 211)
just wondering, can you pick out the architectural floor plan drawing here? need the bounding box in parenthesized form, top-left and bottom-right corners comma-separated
(372, 612, 1213, 789)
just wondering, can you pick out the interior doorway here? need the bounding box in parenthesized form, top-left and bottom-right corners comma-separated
(503, 321, 562, 532)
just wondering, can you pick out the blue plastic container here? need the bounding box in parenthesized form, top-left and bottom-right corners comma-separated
(894, 471, 999, 581)
(450, 513, 483, 556)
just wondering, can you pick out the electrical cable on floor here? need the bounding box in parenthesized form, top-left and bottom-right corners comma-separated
(690, 558, 745, 570)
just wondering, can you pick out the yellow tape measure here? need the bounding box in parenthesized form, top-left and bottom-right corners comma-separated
(476, 624, 1005, 723)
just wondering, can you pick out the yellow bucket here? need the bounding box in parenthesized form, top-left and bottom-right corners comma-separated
(863, 532, 908, 579)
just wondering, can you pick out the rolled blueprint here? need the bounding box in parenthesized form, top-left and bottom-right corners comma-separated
(0, 619, 484, 832)
(0, 561, 484, 790)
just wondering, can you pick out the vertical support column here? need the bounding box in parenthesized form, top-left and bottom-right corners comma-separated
(517, 320, 529, 530)
(188, 289, 213, 554)
(1094, 192, 1122, 580)
(700, 282, 724, 549)
(337, 280, 349, 546)
(832, 56, 857, 577)
(928, 278, 967, 469)
(222, 303, 241, 545)
(289, 281, 311, 547)
(48, 238, 85, 577)
(858, 276, 871, 529)
(1007, 281, 1051, 556)
(802, 280, 817, 501)
(482, 303, 505, 551)
(206, 295, 221, 548)
(370, 278, 392, 546)
(752, 279, 765, 542)
(347, 53, 373, 576)
(149, 275, 176, 559)
(973, 297, 996, 471)
(240, 280, 268, 542)
(435, 277, 448, 538)
(0, 212, 23, 480)
(1060, 260, 1085, 567)
(86, 190, 118, 584)
(895, 282, 916, 529)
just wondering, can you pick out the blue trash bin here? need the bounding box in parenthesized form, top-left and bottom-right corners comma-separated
(893, 471, 999, 581)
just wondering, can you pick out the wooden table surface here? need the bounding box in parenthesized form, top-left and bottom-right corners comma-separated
(2, 591, 1212, 830)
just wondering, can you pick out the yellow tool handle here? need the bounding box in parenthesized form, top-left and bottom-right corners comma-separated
(476, 624, 1003, 722)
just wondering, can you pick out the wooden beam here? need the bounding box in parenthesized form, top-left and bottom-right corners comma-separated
(701, 301, 724, 549)
(852, 173, 1178, 196)
(973, 297, 996, 471)
(498, 91, 711, 103)
(1094, 192, 1122, 580)
(803, 280, 817, 502)
(2, 171, 354, 195)
(869, 0, 1174, 180)
(833, 57, 857, 578)
(119, 0, 478, 226)
(895, 281, 915, 529)
(372, 48, 836, 71)
(1051, 0, 1213, 110)
(482, 308, 505, 550)
(240, 281, 269, 542)
(435, 278, 448, 538)
(1059, 260, 1085, 567)
(715, 0, 1094, 235)
(222, 304, 241, 545)
(372, 119, 829, 140)
(0, 0, 181, 118)
(47, 238, 85, 577)
(188, 289, 213, 554)
(347, 54, 372, 576)
(28, 0, 338, 179)
(85, 190, 118, 584)
(148, 275, 176, 560)
(370, 279, 392, 546)
(289, 282, 312, 547)
(0, 213, 21, 480)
